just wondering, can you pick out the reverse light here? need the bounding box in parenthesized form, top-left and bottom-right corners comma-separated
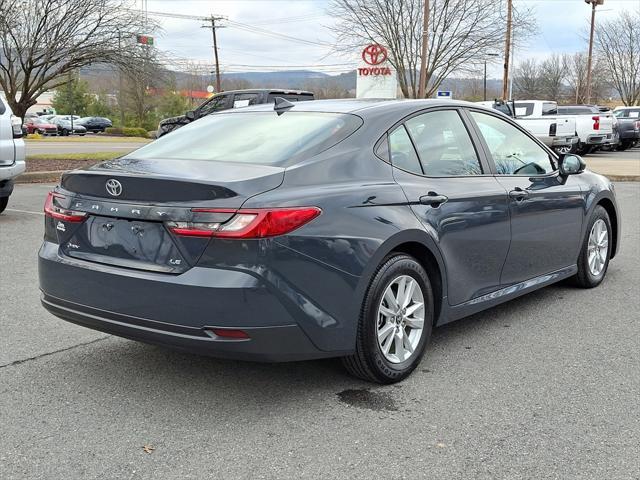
(44, 192, 87, 222)
(592, 115, 600, 130)
(167, 207, 321, 238)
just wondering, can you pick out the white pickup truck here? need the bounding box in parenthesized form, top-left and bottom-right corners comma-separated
(514, 101, 614, 155)
(0, 96, 26, 214)
(476, 100, 579, 155)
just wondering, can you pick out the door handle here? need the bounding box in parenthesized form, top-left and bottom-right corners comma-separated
(419, 192, 448, 207)
(509, 187, 529, 200)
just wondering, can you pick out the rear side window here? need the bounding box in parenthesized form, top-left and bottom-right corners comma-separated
(232, 93, 259, 108)
(126, 112, 363, 166)
(405, 110, 482, 176)
(388, 126, 422, 174)
(514, 102, 534, 116)
(0, 97, 5, 114)
(542, 102, 557, 115)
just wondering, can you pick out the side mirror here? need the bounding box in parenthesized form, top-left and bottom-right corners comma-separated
(559, 154, 586, 176)
(185, 110, 196, 121)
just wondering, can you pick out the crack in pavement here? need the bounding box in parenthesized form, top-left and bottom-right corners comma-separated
(0, 336, 110, 370)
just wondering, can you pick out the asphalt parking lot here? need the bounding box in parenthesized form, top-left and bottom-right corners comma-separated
(1, 183, 639, 479)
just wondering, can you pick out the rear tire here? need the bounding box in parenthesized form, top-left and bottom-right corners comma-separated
(573, 206, 611, 288)
(0, 196, 8, 214)
(576, 144, 593, 156)
(342, 254, 434, 384)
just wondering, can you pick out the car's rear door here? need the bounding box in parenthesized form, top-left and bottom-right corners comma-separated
(389, 107, 511, 306)
(466, 109, 585, 286)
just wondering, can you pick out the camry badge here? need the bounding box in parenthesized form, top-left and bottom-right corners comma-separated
(105, 179, 123, 197)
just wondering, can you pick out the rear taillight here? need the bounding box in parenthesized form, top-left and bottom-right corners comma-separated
(10, 115, 23, 138)
(44, 192, 87, 222)
(549, 123, 557, 136)
(167, 207, 321, 238)
(592, 116, 600, 130)
(635, 120, 640, 130)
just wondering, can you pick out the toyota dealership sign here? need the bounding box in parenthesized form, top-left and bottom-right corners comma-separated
(356, 44, 398, 99)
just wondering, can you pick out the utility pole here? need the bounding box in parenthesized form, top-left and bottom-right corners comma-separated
(585, 0, 603, 104)
(202, 16, 225, 93)
(501, 0, 512, 100)
(417, 0, 430, 98)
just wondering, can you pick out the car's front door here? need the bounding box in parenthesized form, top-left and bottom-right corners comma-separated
(467, 110, 585, 285)
(389, 108, 511, 306)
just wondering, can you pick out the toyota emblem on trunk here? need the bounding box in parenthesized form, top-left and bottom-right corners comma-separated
(105, 179, 123, 197)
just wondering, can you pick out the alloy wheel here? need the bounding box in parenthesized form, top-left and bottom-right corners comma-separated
(376, 275, 425, 363)
(587, 218, 608, 276)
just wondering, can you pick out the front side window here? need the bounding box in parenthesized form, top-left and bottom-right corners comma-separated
(388, 126, 422, 174)
(198, 95, 228, 116)
(470, 111, 556, 175)
(405, 110, 482, 176)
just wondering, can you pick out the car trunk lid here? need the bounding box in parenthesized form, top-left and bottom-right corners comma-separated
(53, 158, 284, 272)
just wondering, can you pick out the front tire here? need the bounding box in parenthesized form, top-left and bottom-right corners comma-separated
(342, 254, 434, 384)
(0, 196, 8, 214)
(574, 206, 612, 288)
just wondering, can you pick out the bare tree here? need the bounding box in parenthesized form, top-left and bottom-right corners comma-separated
(328, 0, 536, 98)
(513, 58, 541, 99)
(563, 52, 608, 104)
(594, 9, 640, 106)
(0, 0, 149, 119)
(538, 54, 565, 101)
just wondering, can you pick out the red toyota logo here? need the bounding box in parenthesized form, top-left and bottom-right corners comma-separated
(362, 44, 388, 66)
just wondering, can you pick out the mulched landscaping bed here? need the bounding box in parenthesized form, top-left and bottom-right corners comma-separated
(26, 158, 102, 172)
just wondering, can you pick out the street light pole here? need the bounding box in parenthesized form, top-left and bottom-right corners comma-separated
(585, 0, 603, 104)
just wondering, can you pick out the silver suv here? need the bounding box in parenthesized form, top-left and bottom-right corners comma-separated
(0, 96, 26, 214)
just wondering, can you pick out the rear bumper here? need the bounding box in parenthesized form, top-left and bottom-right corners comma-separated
(550, 135, 579, 147)
(38, 241, 343, 362)
(0, 160, 25, 182)
(619, 130, 640, 140)
(41, 294, 326, 362)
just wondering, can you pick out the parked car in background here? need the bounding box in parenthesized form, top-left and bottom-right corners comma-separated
(0, 96, 26, 214)
(554, 105, 615, 155)
(595, 106, 620, 152)
(49, 116, 87, 136)
(613, 107, 640, 150)
(477, 100, 579, 156)
(23, 117, 59, 136)
(76, 116, 112, 133)
(157, 89, 315, 138)
(39, 99, 619, 383)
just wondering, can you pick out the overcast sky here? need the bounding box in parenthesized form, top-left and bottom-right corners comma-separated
(145, 0, 639, 78)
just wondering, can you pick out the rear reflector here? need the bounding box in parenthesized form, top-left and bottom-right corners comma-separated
(167, 207, 321, 239)
(208, 328, 250, 339)
(44, 192, 87, 223)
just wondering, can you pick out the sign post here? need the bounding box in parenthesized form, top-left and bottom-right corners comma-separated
(356, 44, 398, 99)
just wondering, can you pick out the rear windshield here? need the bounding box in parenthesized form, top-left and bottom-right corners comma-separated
(126, 111, 363, 166)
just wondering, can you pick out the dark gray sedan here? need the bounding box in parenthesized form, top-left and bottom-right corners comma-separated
(38, 99, 620, 383)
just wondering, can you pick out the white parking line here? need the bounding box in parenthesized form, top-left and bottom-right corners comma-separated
(6, 208, 44, 216)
